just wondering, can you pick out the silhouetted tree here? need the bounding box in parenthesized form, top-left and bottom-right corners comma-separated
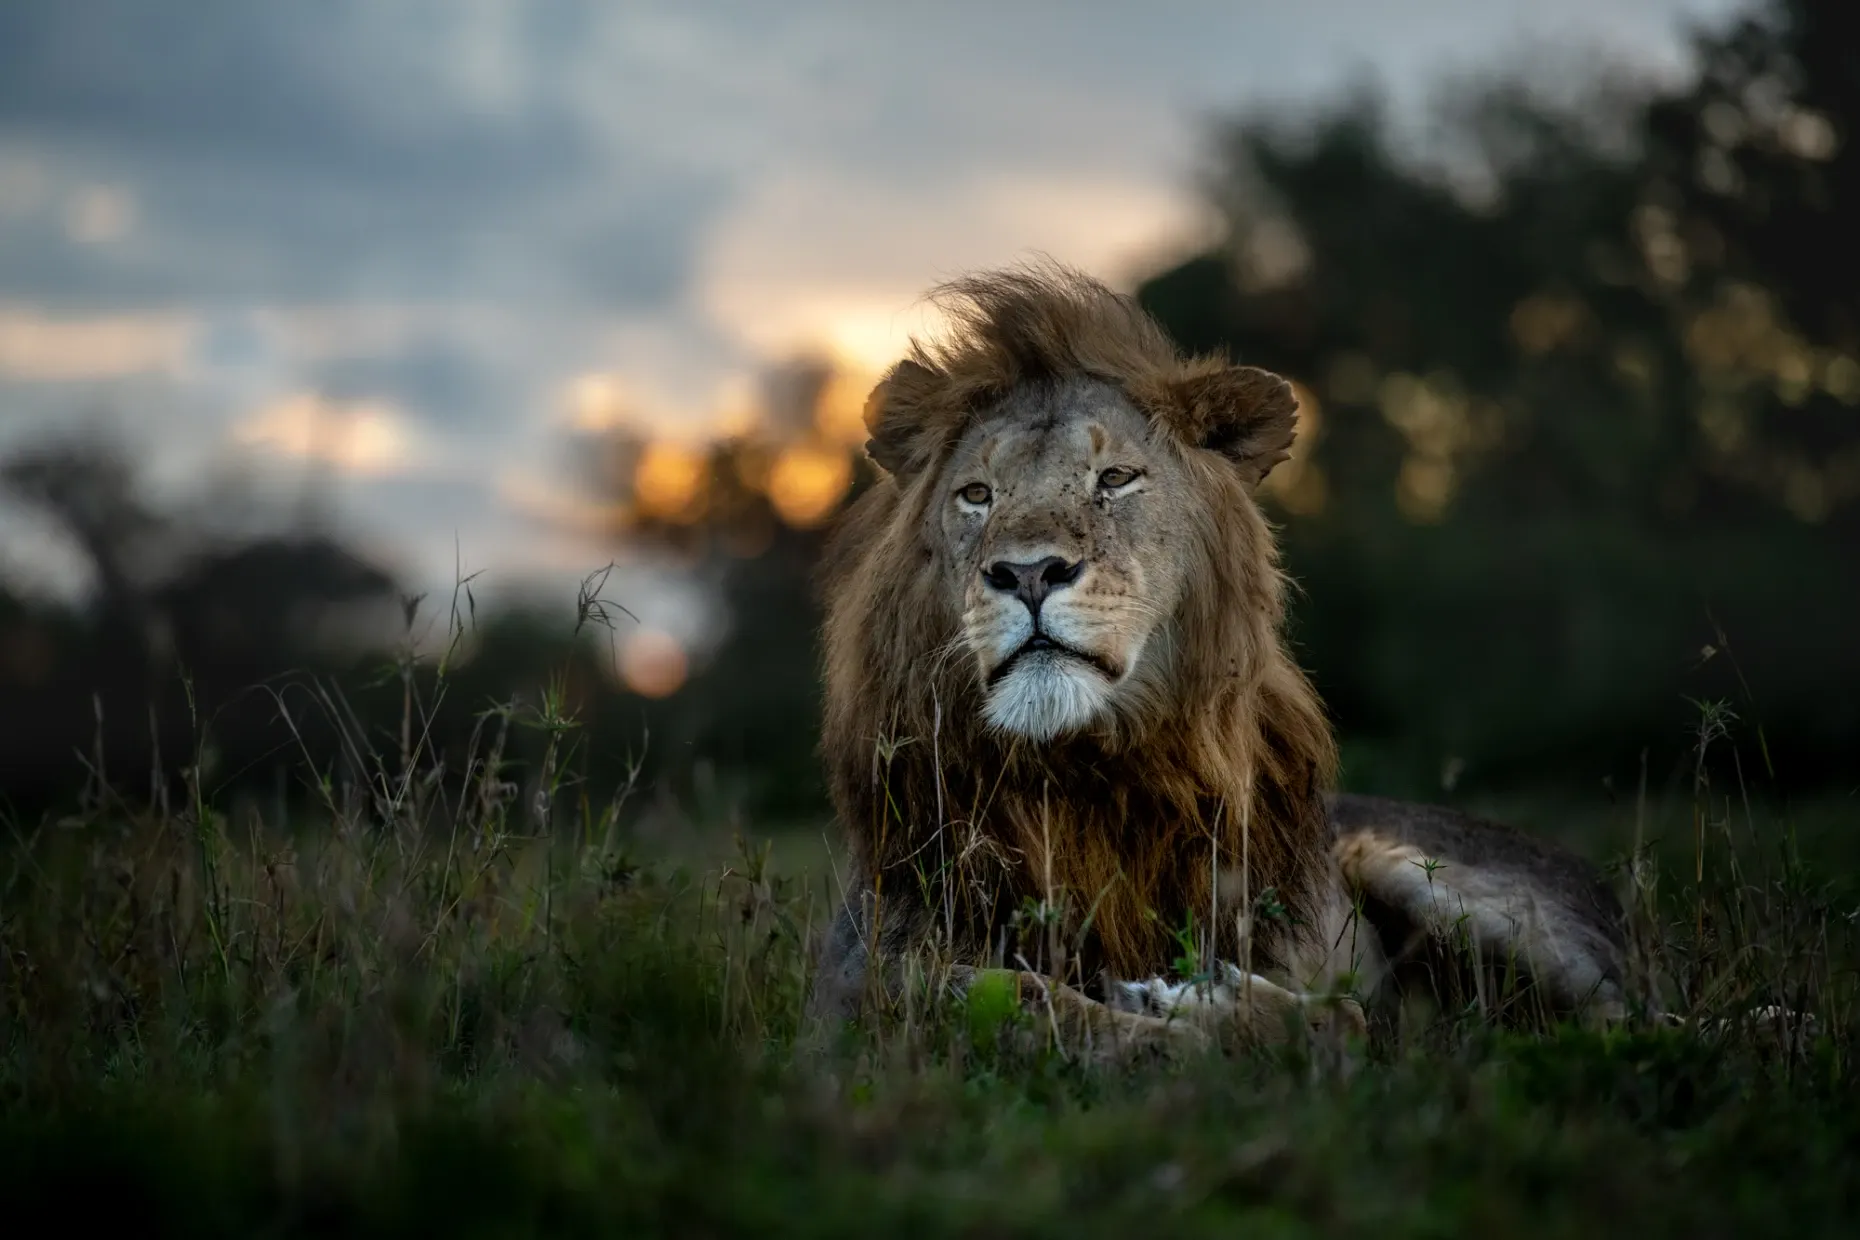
(0, 437, 403, 812)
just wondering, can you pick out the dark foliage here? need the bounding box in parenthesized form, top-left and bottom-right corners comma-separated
(1139, 0, 1859, 795)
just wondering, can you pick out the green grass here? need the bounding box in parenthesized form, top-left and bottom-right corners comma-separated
(3, 783, 1856, 1238)
(2, 630, 1855, 1236)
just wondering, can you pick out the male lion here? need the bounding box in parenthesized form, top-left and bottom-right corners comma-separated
(808, 262, 1630, 1059)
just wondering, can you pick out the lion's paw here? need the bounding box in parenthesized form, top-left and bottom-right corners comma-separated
(1112, 964, 1365, 1049)
(1661, 1004, 1820, 1046)
(1112, 962, 1275, 1018)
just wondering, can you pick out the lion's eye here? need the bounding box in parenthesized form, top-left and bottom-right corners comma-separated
(957, 482, 992, 506)
(1097, 466, 1142, 491)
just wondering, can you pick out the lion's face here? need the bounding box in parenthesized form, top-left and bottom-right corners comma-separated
(935, 377, 1196, 741)
(848, 266, 1301, 748)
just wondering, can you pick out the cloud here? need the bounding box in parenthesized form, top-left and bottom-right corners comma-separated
(305, 339, 524, 431)
(0, 2, 725, 311)
(62, 184, 135, 246)
(695, 166, 1216, 374)
(233, 393, 424, 478)
(0, 0, 1747, 611)
(0, 304, 194, 381)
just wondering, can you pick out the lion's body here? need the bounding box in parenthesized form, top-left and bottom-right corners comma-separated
(1328, 792, 1629, 1020)
(819, 473, 1355, 988)
(808, 262, 1629, 1056)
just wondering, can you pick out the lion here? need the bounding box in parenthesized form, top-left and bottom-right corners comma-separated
(806, 261, 1632, 1060)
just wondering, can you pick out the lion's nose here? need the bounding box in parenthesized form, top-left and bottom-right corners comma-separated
(983, 556, 1083, 616)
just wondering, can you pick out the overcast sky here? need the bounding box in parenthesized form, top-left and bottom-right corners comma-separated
(0, 0, 1749, 634)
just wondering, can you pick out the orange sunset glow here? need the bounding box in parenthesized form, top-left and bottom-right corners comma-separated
(766, 442, 854, 528)
(620, 627, 689, 698)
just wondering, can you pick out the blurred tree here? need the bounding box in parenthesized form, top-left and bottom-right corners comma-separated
(1139, 0, 1858, 794)
(0, 438, 402, 812)
(1639, 0, 1860, 521)
(13, 1, 1850, 824)
(558, 354, 879, 818)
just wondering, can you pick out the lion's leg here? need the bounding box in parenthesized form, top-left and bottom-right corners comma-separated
(1327, 817, 1818, 1040)
(1333, 824, 1627, 1022)
(805, 881, 942, 1034)
(944, 965, 1214, 1063)
(812, 889, 1361, 1064)
(808, 890, 1208, 1062)
(1109, 964, 1368, 1050)
(806, 892, 871, 1025)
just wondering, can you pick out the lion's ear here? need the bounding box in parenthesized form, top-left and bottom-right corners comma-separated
(863, 358, 943, 478)
(1167, 365, 1299, 487)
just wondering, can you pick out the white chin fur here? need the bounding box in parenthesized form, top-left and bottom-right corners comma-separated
(983, 653, 1111, 741)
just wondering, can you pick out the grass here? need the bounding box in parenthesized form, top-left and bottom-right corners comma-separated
(1, 614, 1856, 1236)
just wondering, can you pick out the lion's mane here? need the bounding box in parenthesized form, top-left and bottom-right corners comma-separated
(819, 263, 1338, 986)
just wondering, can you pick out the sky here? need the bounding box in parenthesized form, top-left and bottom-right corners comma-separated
(0, 0, 1750, 649)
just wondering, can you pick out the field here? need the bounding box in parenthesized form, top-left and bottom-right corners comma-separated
(7, 0, 1860, 1233)
(1, 688, 1856, 1239)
